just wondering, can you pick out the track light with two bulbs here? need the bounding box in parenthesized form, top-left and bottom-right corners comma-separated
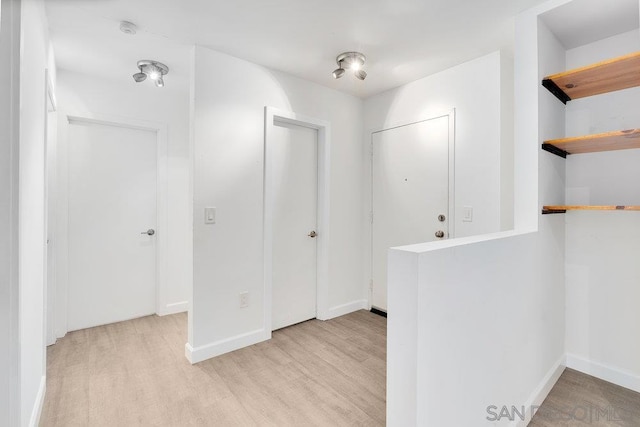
(332, 52, 367, 81)
(133, 60, 169, 88)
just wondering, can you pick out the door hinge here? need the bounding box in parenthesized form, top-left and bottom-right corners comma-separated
(369, 279, 373, 292)
(369, 211, 374, 224)
(370, 144, 374, 158)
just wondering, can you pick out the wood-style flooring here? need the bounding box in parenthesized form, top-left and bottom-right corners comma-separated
(530, 368, 640, 427)
(41, 310, 386, 426)
(41, 309, 640, 427)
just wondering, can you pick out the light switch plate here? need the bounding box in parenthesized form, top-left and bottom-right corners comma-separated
(204, 207, 216, 224)
(462, 206, 473, 222)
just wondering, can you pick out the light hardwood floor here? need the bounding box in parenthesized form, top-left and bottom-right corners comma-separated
(530, 368, 640, 427)
(41, 310, 386, 426)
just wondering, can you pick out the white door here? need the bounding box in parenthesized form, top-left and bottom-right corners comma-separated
(67, 120, 157, 331)
(271, 121, 318, 330)
(372, 116, 451, 311)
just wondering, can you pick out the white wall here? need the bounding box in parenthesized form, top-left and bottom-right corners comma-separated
(564, 29, 640, 391)
(0, 0, 22, 425)
(364, 51, 510, 240)
(18, 0, 56, 424)
(189, 46, 365, 362)
(386, 0, 570, 425)
(54, 67, 192, 335)
(363, 51, 514, 311)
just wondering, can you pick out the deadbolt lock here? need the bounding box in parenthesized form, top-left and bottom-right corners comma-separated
(438, 214, 446, 222)
(308, 230, 317, 238)
(435, 230, 445, 239)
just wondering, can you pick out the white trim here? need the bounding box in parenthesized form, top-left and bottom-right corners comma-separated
(514, 355, 565, 427)
(158, 301, 188, 316)
(324, 300, 368, 320)
(566, 353, 640, 394)
(263, 107, 331, 329)
(185, 329, 268, 364)
(44, 69, 57, 348)
(61, 112, 169, 328)
(28, 375, 46, 427)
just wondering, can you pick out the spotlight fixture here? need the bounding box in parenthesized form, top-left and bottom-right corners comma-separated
(133, 60, 169, 87)
(332, 68, 345, 79)
(331, 52, 367, 80)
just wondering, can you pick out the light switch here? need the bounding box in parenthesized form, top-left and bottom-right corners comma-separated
(463, 206, 473, 222)
(204, 207, 216, 224)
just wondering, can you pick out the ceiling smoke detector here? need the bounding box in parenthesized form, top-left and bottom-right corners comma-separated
(119, 21, 138, 35)
(332, 52, 367, 80)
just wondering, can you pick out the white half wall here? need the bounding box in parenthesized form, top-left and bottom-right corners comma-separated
(0, 0, 22, 425)
(190, 46, 365, 362)
(18, 0, 56, 424)
(563, 29, 640, 391)
(386, 0, 571, 424)
(54, 66, 191, 336)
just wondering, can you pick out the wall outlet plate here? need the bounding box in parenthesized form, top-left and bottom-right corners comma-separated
(240, 291, 249, 308)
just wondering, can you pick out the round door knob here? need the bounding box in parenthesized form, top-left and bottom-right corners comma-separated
(435, 230, 445, 239)
(308, 230, 317, 238)
(141, 229, 155, 236)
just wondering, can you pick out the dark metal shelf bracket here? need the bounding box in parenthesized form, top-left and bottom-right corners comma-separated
(542, 78, 571, 104)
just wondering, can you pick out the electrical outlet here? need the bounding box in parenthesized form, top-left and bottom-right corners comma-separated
(240, 291, 249, 308)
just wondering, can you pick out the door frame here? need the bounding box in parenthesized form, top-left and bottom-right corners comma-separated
(369, 109, 456, 308)
(43, 68, 57, 346)
(55, 112, 169, 336)
(263, 106, 331, 335)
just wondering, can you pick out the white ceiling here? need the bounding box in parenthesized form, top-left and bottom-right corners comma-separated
(46, 0, 554, 98)
(540, 0, 638, 49)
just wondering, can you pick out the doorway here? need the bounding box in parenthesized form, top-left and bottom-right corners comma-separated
(264, 107, 331, 333)
(66, 119, 159, 331)
(371, 112, 455, 311)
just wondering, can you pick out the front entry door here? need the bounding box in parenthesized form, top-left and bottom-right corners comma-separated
(372, 115, 451, 311)
(271, 121, 318, 330)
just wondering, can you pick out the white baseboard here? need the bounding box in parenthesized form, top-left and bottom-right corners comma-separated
(515, 355, 566, 427)
(185, 328, 269, 364)
(320, 299, 368, 321)
(566, 353, 640, 393)
(29, 375, 46, 427)
(158, 301, 188, 316)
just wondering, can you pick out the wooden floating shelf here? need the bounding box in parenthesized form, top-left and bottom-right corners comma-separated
(542, 129, 640, 158)
(542, 205, 640, 215)
(542, 51, 640, 104)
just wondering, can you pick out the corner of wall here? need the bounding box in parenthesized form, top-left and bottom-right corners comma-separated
(500, 51, 515, 231)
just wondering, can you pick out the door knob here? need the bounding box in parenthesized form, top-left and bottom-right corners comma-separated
(435, 230, 445, 238)
(141, 229, 155, 236)
(308, 230, 317, 238)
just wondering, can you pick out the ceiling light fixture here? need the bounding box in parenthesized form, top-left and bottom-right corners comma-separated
(332, 52, 367, 80)
(133, 60, 169, 88)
